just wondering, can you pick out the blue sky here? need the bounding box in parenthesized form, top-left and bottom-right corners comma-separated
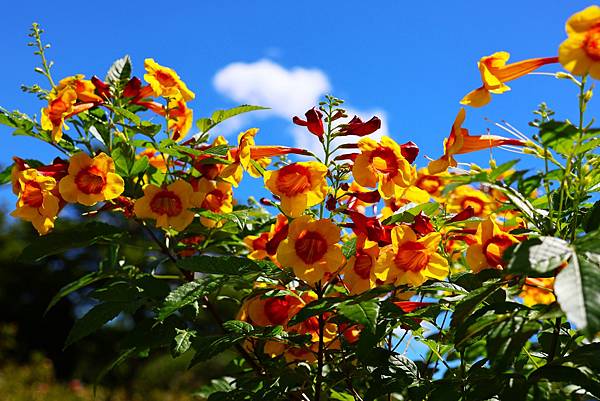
(0, 0, 594, 207)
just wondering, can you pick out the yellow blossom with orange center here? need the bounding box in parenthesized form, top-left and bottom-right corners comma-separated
(466, 216, 520, 273)
(277, 216, 344, 284)
(415, 168, 447, 200)
(11, 169, 60, 235)
(559, 6, 600, 79)
(194, 178, 233, 228)
(461, 52, 558, 107)
(144, 58, 195, 101)
(53, 75, 103, 103)
(375, 225, 448, 287)
(520, 277, 556, 306)
(59, 152, 124, 206)
(353, 136, 416, 199)
(264, 161, 328, 217)
(447, 185, 493, 218)
(134, 179, 198, 231)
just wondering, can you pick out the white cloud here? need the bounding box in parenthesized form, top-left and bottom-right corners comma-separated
(212, 59, 389, 152)
(213, 59, 331, 118)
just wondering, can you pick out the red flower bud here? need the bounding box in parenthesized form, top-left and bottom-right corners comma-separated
(293, 107, 324, 138)
(91, 76, 111, 100)
(400, 141, 419, 164)
(347, 189, 381, 204)
(339, 116, 381, 136)
(448, 206, 475, 223)
(411, 212, 434, 236)
(340, 183, 350, 191)
(326, 195, 337, 211)
(260, 197, 274, 206)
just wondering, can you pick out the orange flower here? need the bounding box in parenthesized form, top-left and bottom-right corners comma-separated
(520, 278, 556, 306)
(428, 109, 526, 174)
(264, 162, 328, 217)
(415, 168, 447, 199)
(559, 6, 600, 79)
(375, 225, 448, 286)
(167, 99, 193, 141)
(11, 169, 60, 235)
(54, 75, 104, 103)
(144, 58, 195, 101)
(342, 236, 380, 294)
(244, 214, 288, 263)
(245, 293, 304, 327)
(59, 153, 124, 206)
(460, 52, 558, 107)
(466, 216, 520, 272)
(193, 178, 233, 228)
(138, 148, 168, 172)
(447, 185, 493, 218)
(194, 136, 229, 180)
(221, 128, 259, 187)
(134, 179, 197, 231)
(41, 88, 77, 143)
(352, 136, 416, 199)
(277, 216, 344, 283)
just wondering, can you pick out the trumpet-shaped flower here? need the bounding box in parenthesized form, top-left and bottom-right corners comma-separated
(144, 58, 195, 101)
(466, 216, 520, 272)
(244, 214, 288, 263)
(428, 109, 526, 174)
(11, 169, 60, 235)
(41, 89, 78, 143)
(134, 179, 197, 231)
(59, 153, 124, 206)
(519, 278, 556, 306)
(277, 216, 344, 283)
(352, 136, 416, 199)
(375, 225, 448, 286)
(192, 178, 233, 228)
(342, 236, 380, 294)
(264, 162, 328, 217)
(53, 75, 104, 103)
(166, 99, 193, 141)
(447, 185, 493, 218)
(559, 6, 600, 79)
(221, 128, 259, 187)
(460, 52, 558, 107)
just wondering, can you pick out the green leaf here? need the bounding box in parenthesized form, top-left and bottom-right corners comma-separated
(382, 202, 439, 225)
(418, 281, 468, 295)
(583, 201, 600, 233)
(528, 365, 600, 398)
(488, 160, 520, 181)
(157, 278, 224, 321)
(66, 300, 142, 347)
(554, 251, 600, 336)
(539, 121, 579, 156)
(189, 334, 243, 366)
(0, 163, 13, 185)
(486, 315, 540, 370)
(222, 320, 254, 335)
(171, 328, 196, 357)
(288, 297, 341, 326)
(196, 117, 213, 133)
(450, 282, 504, 328)
(342, 237, 357, 258)
(46, 272, 109, 313)
(18, 222, 124, 263)
(506, 237, 573, 275)
(113, 106, 141, 126)
(105, 55, 132, 87)
(176, 255, 260, 275)
(338, 299, 380, 332)
(130, 155, 149, 176)
(210, 105, 268, 124)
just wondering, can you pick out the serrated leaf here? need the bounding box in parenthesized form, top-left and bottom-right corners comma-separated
(18, 222, 124, 263)
(555, 251, 600, 336)
(382, 202, 439, 225)
(46, 272, 109, 313)
(222, 320, 254, 334)
(342, 237, 357, 258)
(113, 106, 141, 125)
(288, 297, 341, 326)
(210, 105, 268, 124)
(105, 55, 132, 86)
(176, 255, 260, 275)
(506, 236, 573, 275)
(157, 278, 224, 321)
(172, 328, 196, 357)
(338, 299, 380, 332)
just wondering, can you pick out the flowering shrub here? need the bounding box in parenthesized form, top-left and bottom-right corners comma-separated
(3, 7, 600, 400)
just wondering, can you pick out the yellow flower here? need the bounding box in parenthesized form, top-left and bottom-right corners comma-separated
(138, 148, 168, 172)
(466, 216, 520, 273)
(559, 6, 600, 79)
(460, 52, 558, 107)
(11, 169, 60, 235)
(520, 278, 556, 306)
(53, 75, 103, 103)
(167, 99, 193, 141)
(41, 88, 77, 142)
(144, 58, 195, 101)
(264, 162, 328, 217)
(352, 136, 415, 199)
(447, 185, 493, 218)
(342, 236, 380, 294)
(59, 152, 124, 206)
(221, 128, 259, 187)
(375, 225, 448, 287)
(277, 216, 344, 284)
(415, 168, 447, 200)
(134, 179, 197, 231)
(193, 178, 233, 228)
